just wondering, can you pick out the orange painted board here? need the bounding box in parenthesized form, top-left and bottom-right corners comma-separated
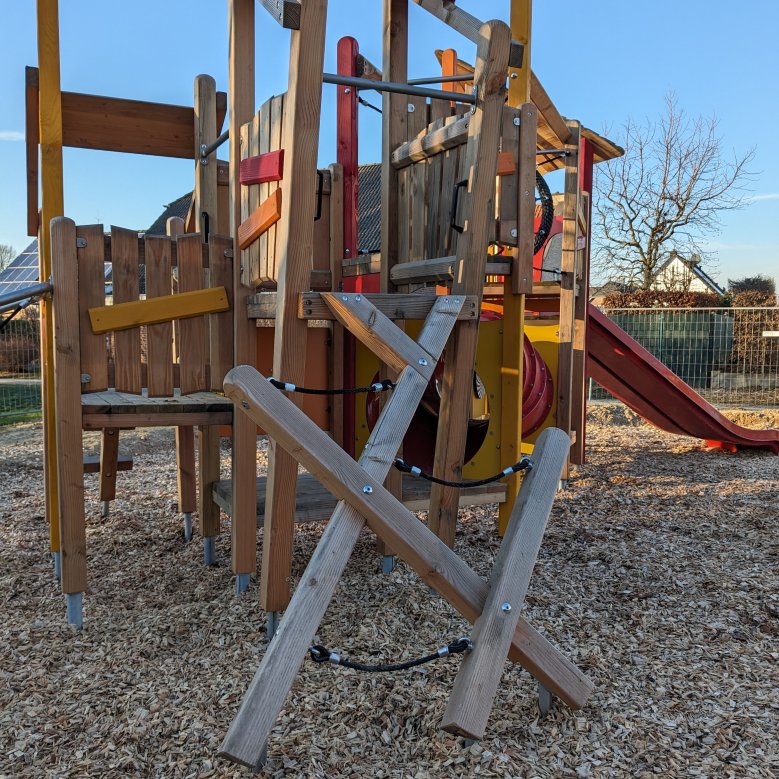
(237, 188, 282, 250)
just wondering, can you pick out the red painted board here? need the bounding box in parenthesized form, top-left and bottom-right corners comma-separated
(240, 149, 284, 185)
(587, 304, 779, 453)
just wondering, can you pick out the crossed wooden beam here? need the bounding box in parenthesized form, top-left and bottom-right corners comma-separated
(219, 293, 592, 769)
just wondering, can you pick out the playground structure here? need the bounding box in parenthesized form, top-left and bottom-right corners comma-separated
(14, 0, 778, 769)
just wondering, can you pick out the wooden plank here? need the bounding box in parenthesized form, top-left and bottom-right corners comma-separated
(427, 21, 511, 548)
(237, 189, 282, 250)
(76, 224, 109, 392)
(37, 0, 65, 558)
(220, 296, 462, 767)
(98, 428, 120, 502)
(439, 141, 459, 256)
(198, 424, 221, 538)
(83, 412, 232, 429)
(320, 293, 438, 380)
(195, 74, 219, 237)
(406, 95, 428, 267)
(219, 364, 592, 767)
(411, 0, 524, 69)
(295, 292, 479, 321)
(498, 108, 519, 243)
(50, 217, 86, 594)
(25, 66, 39, 237)
(425, 143, 444, 260)
(389, 256, 511, 285)
(530, 71, 570, 145)
(442, 427, 570, 739)
(257, 0, 301, 28)
(110, 227, 142, 394)
(144, 236, 174, 397)
(229, 0, 259, 578)
(380, 0, 408, 294)
(208, 236, 235, 390)
(261, 0, 329, 614)
(514, 103, 537, 294)
(391, 113, 470, 169)
(266, 94, 286, 283)
(89, 288, 229, 334)
(251, 102, 266, 287)
(83, 448, 132, 474)
(176, 233, 208, 395)
(240, 149, 284, 185)
(556, 121, 580, 479)
(328, 163, 345, 447)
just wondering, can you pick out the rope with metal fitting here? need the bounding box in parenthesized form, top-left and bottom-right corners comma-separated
(309, 637, 472, 672)
(393, 455, 532, 489)
(267, 377, 396, 396)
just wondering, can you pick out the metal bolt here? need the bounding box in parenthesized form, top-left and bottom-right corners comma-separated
(363, 485, 373, 494)
(407, 103, 415, 113)
(344, 88, 351, 94)
(241, 401, 249, 410)
(501, 602, 512, 613)
(418, 358, 428, 367)
(80, 373, 91, 383)
(525, 191, 530, 196)
(513, 116, 520, 126)
(341, 295, 349, 302)
(344, 248, 351, 256)
(510, 228, 518, 238)
(355, 294, 361, 302)
(510, 73, 518, 79)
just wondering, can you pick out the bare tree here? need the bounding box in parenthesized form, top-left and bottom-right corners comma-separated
(0, 244, 15, 273)
(593, 94, 754, 289)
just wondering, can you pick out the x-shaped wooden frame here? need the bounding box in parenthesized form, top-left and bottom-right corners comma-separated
(219, 293, 592, 768)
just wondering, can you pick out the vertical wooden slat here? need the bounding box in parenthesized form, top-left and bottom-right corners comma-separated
(194, 74, 219, 237)
(37, 0, 65, 556)
(427, 21, 511, 548)
(176, 233, 208, 394)
(76, 224, 108, 392)
(253, 104, 267, 284)
(209, 235, 235, 389)
(111, 226, 142, 393)
(229, 0, 258, 578)
(556, 120, 581, 480)
(328, 163, 345, 446)
(380, 0, 408, 294)
(50, 216, 86, 594)
(261, 0, 329, 614)
(407, 96, 427, 265)
(426, 147, 444, 260)
(145, 236, 174, 396)
(267, 94, 285, 282)
(98, 429, 119, 503)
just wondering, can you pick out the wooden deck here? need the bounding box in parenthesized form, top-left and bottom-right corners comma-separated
(213, 472, 506, 525)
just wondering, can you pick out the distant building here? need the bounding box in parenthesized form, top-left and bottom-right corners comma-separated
(651, 251, 725, 295)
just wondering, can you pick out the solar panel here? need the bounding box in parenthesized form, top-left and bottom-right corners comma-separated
(0, 240, 40, 295)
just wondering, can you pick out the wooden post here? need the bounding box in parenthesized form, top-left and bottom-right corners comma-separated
(557, 121, 581, 479)
(328, 163, 345, 447)
(228, 0, 259, 578)
(261, 0, 329, 613)
(571, 138, 594, 465)
(427, 21, 512, 547)
(36, 0, 64, 561)
(194, 74, 219, 239)
(498, 0, 533, 535)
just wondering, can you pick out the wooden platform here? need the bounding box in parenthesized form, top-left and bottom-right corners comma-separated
(213, 472, 506, 525)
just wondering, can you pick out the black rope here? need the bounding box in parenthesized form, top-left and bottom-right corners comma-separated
(309, 637, 472, 672)
(534, 171, 554, 254)
(267, 376, 396, 396)
(394, 455, 532, 489)
(358, 96, 382, 114)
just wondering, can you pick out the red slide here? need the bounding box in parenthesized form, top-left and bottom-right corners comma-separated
(587, 304, 779, 454)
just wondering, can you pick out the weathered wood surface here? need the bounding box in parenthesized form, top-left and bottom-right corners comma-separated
(442, 427, 570, 739)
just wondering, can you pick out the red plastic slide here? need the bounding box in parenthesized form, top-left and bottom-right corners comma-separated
(587, 304, 779, 454)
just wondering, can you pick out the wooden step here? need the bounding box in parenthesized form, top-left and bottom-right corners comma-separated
(82, 453, 133, 474)
(213, 471, 506, 524)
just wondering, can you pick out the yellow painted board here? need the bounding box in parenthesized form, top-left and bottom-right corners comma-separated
(88, 287, 230, 334)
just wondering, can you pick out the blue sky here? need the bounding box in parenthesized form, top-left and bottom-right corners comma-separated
(2, 1, 778, 288)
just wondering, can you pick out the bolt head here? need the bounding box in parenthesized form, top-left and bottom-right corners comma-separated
(407, 103, 415, 113)
(344, 87, 351, 94)
(513, 116, 520, 126)
(418, 358, 428, 367)
(501, 602, 512, 613)
(355, 294, 361, 302)
(363, 485, 373, 494)
(341, 295, 349, 302)
(510, 229, 518, 238)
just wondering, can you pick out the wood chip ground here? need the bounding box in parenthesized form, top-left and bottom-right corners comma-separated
(1, 405, 778, 778)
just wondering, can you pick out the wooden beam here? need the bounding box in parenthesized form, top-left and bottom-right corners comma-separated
(83, 451, 132, 474)
(442, 427, 570, 739)
(219, 364, 592, 767)
(256, 0, 301, 28)
(25, 66, 40, 237)
(228, 0, 258, 578)
(427, 21, 511, 547)
(412, 0, 524, 68)
(294, 292, 480, 321)
(261, 0, 329, 614)
(239, 149, 285, 185)
(391, 113, 470, 169)
(389, 256, 511, 285)
(88, 288, 229, 334)
(530, 71, 570, 145)
(194, 74, 219, 237)
(237, 189, 283, 250)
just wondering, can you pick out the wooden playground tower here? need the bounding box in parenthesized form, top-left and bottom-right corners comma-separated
(28, 0, 624, 765)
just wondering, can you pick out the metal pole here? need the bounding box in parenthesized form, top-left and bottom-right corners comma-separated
(322, 72, 476, 104)
(407, 73, 473, 85)
(0, 281, 53, 311)
(199, 128, 230, 162)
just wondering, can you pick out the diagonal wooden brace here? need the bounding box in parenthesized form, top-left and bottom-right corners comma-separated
(442, 426, 571, 739)
(220, 365, 592, 767)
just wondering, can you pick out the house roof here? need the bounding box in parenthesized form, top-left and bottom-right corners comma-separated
(146, 193, 192, 236)
(655, 253, 725, 296)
